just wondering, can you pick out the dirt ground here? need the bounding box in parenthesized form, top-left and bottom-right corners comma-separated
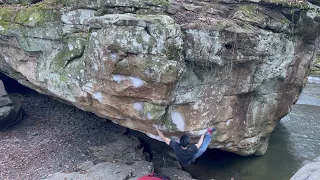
(0, 78, 173, 180)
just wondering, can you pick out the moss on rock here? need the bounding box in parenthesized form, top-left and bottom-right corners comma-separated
(142, 102, 166, 120)
(14, 2, 60, 26)
(0, 0, 61, 35)
(268, 0, 310, 9)
(53, 34, 88, 69)
(0, 7, 18, 23)
(163, 116, 178, 132)
(166, 43, 181, 61)
(239, 5, 262, 18)
(0, 22, 22, 36)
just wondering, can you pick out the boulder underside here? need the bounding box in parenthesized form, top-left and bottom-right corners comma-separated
(0, 0, 319, 155)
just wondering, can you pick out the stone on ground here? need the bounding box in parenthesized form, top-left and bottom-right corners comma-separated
(89, 135, 145, 162)
(44, 161, 153, 180)
(44, 135, 189, 180)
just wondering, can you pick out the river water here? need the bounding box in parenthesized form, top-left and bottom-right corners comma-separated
(188, 77, 320, 180)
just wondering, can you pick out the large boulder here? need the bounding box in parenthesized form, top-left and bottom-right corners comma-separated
(0, 0, 319, 155)
(291, 157, 320, 180)
(0, 79, 22, 129)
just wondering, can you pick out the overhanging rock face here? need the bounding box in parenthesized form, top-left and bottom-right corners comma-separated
(0, 0, 319, 155)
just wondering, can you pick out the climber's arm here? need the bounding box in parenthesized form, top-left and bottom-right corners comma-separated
(155, 126, 171, 145)
(195, 134, 205, 149)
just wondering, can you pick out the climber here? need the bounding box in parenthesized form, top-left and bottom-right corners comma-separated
(155, 126, 216, 168)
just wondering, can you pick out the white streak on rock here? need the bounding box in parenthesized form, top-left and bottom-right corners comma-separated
(129, 77, 143, 88)
(92, 32, 98, 37)
(110, 53, 117, 62)
(92, 92, 103, 102)
(142, 32, 150, 42)
(133, 102, 143, 112)
(112, 75, 126, 83)
(93, 63, 98, 71)
(147, 112, 153, 120)
(68, 43, 74, 51)
(113, 75, 144, 88)
(226, 119, 231, 126)
(171, 111, 185, 131)
(61, 9, 96, 25)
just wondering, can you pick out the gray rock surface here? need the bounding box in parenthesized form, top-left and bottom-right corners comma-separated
(1, 0, 40, 4)
(0, 80, 8, 97)
(291, 157, 320, 180)
(0, 0, 319, 155)
(43, 135, 180, 180)
(43, 134, 197, 180)
(89, 135, 146, 162)
(311, 39, 320, 76)
(45, 161, 153, 180)
(0, 80, 22, 129)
